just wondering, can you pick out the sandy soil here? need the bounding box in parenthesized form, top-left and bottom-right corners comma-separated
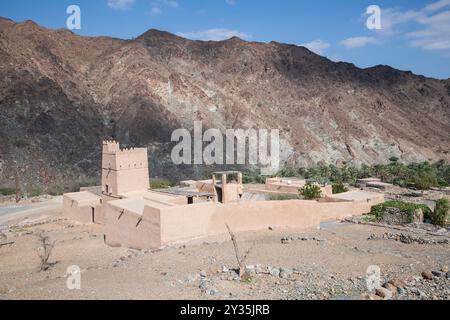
(0, 206, 449, 300)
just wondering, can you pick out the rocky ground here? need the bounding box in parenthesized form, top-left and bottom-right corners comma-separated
(0, 206, 449, 300)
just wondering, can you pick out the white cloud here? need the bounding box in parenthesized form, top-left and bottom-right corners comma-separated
(299, 40, 330, 55)
(407, 10, 450, 50)
(376, 8, 423, 34)
(162, 0, 179, 7)
(107, 0, 135, 10)
(149, 0, 179, 17)
(340, 36, 379, 48)
(351, 1, 450, 55)
(149, 7, 162, 16)
(177, 28, 251, 41)
(425, 0, 450, 12)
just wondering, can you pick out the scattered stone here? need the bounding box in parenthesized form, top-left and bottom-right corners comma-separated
(389, 278, 406, 289)
(370, 232, 450, 245)
(418, 290, 428, 299)
(186, 273, 200, 283)
(268, 226, 274, 231)
(246, 265, 256, 275)
(200, 270, 207, 278)
(364, 293, 384, 300)
(279, 268, 293, 279)
(421, 271, 433, 280)
(431, 271, 445, 278)
(199, 280, 209, 291)
(397, 287, 406, 295)
(269, 267, 280, 277)
(205, 288, 219, 296)
(255, 264, 264, 274)
(441, 266, 449, 273)
(382, 282, 397, 295)
(375, 287, 393, 300)
(221, 266, 229, 273)
(367, 234, 377, 240)
(282, 235, 325, 244)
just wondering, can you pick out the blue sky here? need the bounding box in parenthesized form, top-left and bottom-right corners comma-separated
(1, 0, 450, 79)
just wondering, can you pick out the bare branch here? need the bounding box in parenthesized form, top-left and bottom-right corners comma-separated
(226, 224, 251, 281)
(35, 233, 57, 271)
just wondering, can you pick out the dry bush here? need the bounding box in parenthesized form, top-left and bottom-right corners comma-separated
(226, 224, 251, 281)
(35, 233, 57, 271)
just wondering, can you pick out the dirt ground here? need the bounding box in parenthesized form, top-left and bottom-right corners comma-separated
(0, 205, 449, 300)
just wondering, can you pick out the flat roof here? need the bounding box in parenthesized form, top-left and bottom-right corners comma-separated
(109, 197, 175, 215)
(64, 191, 101, 203)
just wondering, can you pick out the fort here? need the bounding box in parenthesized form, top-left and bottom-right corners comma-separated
(62, 141, 384, 250)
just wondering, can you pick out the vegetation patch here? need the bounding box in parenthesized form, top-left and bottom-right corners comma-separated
(242, 160, 450, 191)
(430, 198, 450, 227)
(151, 179, 173, 189)
(0, 188, 16, 196)
(300, 184, 322, 200)
(332, 182, 348, 194)
(370, 201, 432, 224)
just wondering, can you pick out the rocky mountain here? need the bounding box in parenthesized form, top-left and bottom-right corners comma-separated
(0, 17, 449, 190)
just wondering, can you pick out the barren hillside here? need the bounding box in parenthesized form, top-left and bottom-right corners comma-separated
(0, 17, 449, 188)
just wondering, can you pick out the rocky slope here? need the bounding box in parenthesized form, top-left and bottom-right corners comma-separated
(0, 17, 449, 189)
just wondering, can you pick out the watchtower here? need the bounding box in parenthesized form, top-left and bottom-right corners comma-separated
(102, 141, 150, 197)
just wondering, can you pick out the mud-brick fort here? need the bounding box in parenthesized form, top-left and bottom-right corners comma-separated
(62, 141, 384, 250)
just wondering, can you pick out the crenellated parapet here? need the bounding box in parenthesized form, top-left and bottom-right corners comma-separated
(102, 140, 120, 153)
(101, 141, 150, 196)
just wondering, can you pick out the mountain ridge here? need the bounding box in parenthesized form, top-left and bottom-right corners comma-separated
(0, 18, 449, 189)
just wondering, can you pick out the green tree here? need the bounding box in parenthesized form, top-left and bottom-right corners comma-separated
(300, 184, 322, 200)
(431, 198, 450, 227)
(332, 182, 348, 194)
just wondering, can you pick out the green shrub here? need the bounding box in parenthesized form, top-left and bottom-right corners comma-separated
(27, 189, 43, 197)
(370, 200, 432, 223)
(412, 170, 438, 190)
(278, 167, 299, 178)
(242, 172, 271, 184)
(332, 182, 348, 194)
(430, 198, 450, 227)
(300, 184, 322, 200)
(151, 179, 173, 189)
(0, 188, 16, 196)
